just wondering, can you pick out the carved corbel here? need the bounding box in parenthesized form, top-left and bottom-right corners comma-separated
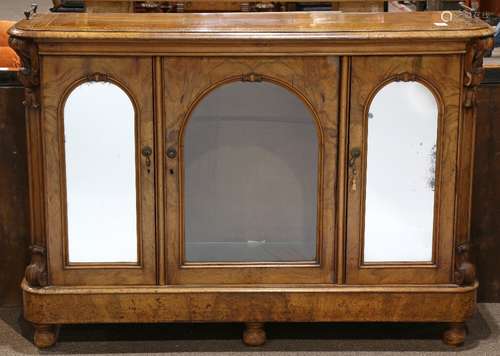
(23, 88, 40, 109)
(8, 36, 40, 88)
(25, 245, 48, 287)
(8, 36, 40, 109)
(9, 35, 47, 288)
(463, 36, 494, 109)
(454, 242, 476, 286)
(454, 35, 495, 286)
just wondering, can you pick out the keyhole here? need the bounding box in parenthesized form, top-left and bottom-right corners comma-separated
(141, 146, 153, 174)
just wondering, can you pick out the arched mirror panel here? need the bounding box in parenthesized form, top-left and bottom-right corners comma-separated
(364, 81, 439, 263)
(183, 81, 318, 262)
(64, 81, 138, 263)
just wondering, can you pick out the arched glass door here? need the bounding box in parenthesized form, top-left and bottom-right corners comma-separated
(183, 81, 318, 263)
(164, 57, 339, 284)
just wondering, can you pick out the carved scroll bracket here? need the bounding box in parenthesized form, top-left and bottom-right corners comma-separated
(23, 88, 40, 109)
(8, 36, 39, 88)
(25, 245, 48, 287)
(454, 242, 476, 286)
(9, 35, 47, 288)
(8, 36, 40, 109)
(454, 35, 494, 287)
(463, 36, 494, 109)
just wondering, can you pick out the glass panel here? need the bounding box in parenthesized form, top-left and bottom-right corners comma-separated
(364, 81, 438, 262)
(184, 82, 318, 262)
(64, 82, 138, 263)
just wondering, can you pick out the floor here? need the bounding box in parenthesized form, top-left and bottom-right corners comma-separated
(0, 304, 498, 355)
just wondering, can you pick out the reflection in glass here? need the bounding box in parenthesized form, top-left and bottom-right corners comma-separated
(64, 82, 138, 263)
(364, 81, 438, 262)
(184, 82, 318, 262)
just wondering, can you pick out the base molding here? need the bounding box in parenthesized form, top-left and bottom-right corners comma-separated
(22, 280, 477, 325)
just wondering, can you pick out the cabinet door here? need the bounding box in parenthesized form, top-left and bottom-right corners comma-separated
(346, 56, 461, 284)
(164, 57, 339, 284)
(43, 57, 156, 285)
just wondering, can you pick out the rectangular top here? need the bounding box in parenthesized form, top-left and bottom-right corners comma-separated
(10, 11, 493, 41)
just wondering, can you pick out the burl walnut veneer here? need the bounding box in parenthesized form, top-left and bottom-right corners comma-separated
(8, 11, 494, 348)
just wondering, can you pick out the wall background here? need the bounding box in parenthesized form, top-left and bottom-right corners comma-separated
(472, 71, 500, 303)
(0, 0, 53, 21)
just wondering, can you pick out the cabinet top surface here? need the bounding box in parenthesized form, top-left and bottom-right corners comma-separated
(10, 11, 493, 41)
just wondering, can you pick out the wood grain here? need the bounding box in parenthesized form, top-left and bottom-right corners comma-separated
(10, 12, 492, 41)
(346, 55, 462, 284)
(41, 56, 157, 285)
(8, 11, 492, 347)
(22, 281, 477, 324)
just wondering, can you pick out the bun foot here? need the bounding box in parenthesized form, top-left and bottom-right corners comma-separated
(243, 322, 266, 346)
(442, 322, 466, 346)
(33, 323, 60, 348)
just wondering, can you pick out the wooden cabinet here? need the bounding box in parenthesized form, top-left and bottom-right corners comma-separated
(9, 11, 494, 348)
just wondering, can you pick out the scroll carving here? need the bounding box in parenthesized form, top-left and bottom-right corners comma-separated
(8, 36, 39, 87)
(454, 35, 494, 286)
(23, 90, 40, 109)
(25, 245, 48, 287)
(454, 242, 476, 286)
(86, 72, 110, 82)
(8, 36, 40, 109)
(463, 36, 494, 109)
(9, 36, 47, 288)
(241, 73, 263, 82)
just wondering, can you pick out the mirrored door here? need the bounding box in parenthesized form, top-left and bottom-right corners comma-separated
(345, 56, 462, 284)
(43, 57, 157, 285)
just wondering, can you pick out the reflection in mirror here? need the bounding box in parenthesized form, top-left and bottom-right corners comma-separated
(364, 81, 438, 262)
(184, 81, 318, 262)
(64, 81, 138, 263)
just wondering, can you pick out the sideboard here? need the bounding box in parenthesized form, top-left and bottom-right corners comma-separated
(9, 11, 494, 348)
